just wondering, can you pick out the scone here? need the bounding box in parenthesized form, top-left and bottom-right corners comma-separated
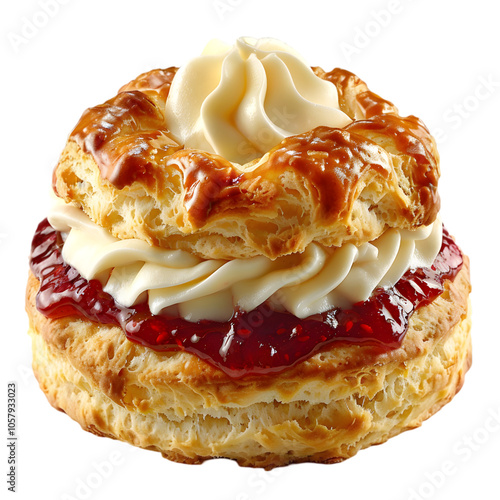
(26, 37, 471, 469)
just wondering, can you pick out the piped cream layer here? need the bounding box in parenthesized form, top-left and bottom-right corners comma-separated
(164, 37, 352, 164)
(48, 198, 442, 323)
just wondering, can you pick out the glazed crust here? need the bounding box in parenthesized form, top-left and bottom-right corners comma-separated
(26, 257, 471, 469)
(53, 68, 440, 260)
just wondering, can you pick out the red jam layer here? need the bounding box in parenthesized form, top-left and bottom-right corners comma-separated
(30, 219, 463, 378)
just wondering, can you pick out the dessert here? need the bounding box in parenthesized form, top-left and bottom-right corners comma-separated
(26, 37, 471, 468)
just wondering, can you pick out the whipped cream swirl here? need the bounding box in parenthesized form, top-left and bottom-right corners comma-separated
(48, 199, 442, 323)
(164, 37, 352, 164)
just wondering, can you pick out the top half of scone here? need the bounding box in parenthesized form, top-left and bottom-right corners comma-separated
(52, 37, 440, 260)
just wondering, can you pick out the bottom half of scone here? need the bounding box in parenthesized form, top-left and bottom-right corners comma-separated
(25, 258, 471, 469)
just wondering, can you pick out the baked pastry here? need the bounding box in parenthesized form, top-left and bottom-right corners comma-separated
(26, 37, 471, 469)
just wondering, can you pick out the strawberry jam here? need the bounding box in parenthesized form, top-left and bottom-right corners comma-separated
(30, 219, 463, 378)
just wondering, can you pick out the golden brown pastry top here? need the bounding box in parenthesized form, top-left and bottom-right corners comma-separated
(53, 66, 440, 260)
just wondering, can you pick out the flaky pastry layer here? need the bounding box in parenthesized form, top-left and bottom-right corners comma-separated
(26, 257, 470, 468)
(53, 68, 440, 259)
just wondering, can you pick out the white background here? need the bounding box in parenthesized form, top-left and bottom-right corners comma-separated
(2, 0, 499, 499)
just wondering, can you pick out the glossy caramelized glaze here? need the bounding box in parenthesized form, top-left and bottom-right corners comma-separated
(30, 219, 462, 378)
(70, 89, 181, 189)
(67, 68, 440, 229)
